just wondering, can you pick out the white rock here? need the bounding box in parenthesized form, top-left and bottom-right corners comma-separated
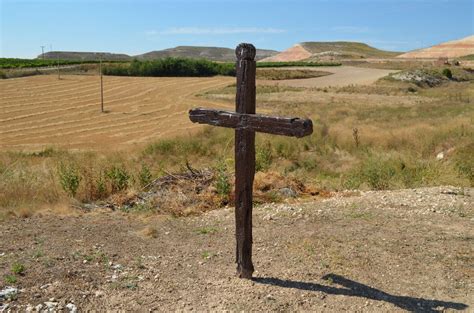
(66, 303, 78, 313)
(35, 304, 44, 311)
(436, 151, 444, 160)
(0, 287, 18, 300)
(94, 290, 105, 297)
(26, 304, 34, 312)
(44, 301, 58, 309)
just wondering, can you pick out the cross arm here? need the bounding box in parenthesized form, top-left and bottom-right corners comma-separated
(189, 108, 313, 138)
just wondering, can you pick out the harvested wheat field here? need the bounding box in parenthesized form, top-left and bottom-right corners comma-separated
(0, 75, 233, 150)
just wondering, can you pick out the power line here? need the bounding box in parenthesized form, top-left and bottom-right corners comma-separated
(40, 46, 46, 59)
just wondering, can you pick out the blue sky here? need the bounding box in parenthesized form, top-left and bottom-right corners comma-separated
(1, 0, 473, 58)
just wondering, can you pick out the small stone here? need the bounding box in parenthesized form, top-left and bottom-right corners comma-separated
(0, 287, 18, 300)
(35, 304, 44, 311)
(95, 290, 105, 297)
(66, 303, 78, 313)
(266, 294, 276, 301)
(44, 301, 58, 309)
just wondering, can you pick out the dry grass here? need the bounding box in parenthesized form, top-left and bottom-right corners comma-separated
(1, 71, 473, 217)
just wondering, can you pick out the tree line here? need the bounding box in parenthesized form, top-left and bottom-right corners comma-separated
(102, 58, 236, 77)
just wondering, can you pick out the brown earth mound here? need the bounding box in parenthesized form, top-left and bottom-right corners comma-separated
(397, 35, 474, 59)
(260, 44, 312, 62)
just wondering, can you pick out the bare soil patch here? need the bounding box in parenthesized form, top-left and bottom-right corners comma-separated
(0, 187, 472, 311)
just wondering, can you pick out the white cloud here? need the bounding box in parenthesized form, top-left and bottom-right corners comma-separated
(146, 27, 286, 36)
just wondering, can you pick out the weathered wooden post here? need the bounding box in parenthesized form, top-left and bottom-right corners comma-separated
(234, 43, 257, 278)
(189, 43, 313, 278)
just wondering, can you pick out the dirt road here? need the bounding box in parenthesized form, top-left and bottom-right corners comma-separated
(0, 186, 472, 311)
(259, 66, 398, 88)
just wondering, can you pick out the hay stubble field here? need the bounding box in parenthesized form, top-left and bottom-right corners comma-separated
(1, 66, 400, 151)
(0, 75, 233, 150)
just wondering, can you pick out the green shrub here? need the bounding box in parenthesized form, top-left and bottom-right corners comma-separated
(106, 166, 130, 192)
(58, 163, 81, 197)
(215, 160, 231, 198)
(4, 274, 17, 284)
(454, 144, 474, 186)
(138, 164, 153, 188)
(11, 262, 25, 275)
(344, 156, 397, 190)
(442, 68, 452, 79)
(103, 57, 235, 77)
(256, 144, 272, 171)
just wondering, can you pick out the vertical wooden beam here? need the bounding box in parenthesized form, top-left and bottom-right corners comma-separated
(234, 43, 256, 279)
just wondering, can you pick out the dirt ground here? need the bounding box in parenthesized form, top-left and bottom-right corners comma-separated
(258, 66, 398, 88)
(0, 75, 233, 151)
(1, 186, 472, 311)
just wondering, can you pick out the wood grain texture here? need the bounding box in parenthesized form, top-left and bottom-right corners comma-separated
(187, 43, 314, 280)
(189, 108, 313, 138)
(234, 43, 256, 279)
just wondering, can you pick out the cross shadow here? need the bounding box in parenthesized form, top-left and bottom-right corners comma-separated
(253, 274, 468, 312)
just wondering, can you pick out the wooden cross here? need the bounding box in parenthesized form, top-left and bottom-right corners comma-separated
(189, 43, 313, 278)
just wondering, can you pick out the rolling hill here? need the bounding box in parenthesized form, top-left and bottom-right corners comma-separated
(397, 35, 474, 59)
(136, 46, 278, 62)
(261, 41, 400, 62)
(41, 51, 132, 61)
(40, 46, 278, 62)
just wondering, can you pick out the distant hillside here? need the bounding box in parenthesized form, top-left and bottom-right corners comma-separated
(397, 35, 474, 59)
(262, 41, 400, 62)
(39, 46, 278, 62)
(41, 51, 132, 61)
(135, 46, 278, 62)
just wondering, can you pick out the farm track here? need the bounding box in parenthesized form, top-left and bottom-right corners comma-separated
(0, 75, 233, 150)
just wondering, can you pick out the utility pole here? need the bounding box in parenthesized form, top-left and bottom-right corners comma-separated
(40, 46, 46, 59)
(57, 56, 60, 80)
(100, 58, 104, 113)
